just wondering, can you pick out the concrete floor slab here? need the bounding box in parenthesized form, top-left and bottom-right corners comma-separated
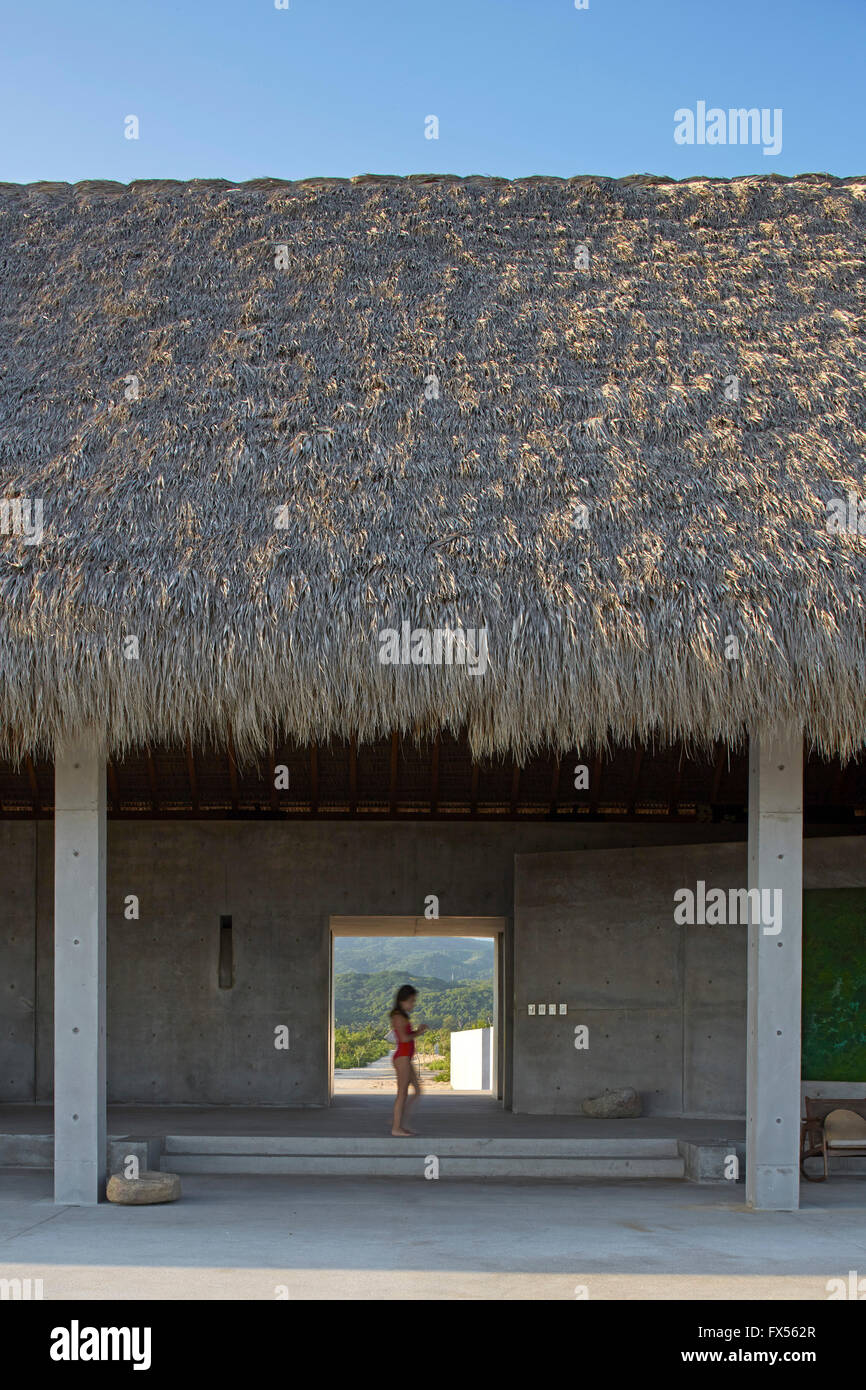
(0, 1099, 746, 1142)
(1, 1168, 865, 1300)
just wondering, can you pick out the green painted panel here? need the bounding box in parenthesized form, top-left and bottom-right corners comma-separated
(802, 889, 866, 1080)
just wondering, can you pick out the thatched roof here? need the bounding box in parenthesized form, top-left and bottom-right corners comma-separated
(1, 173, 865, 763)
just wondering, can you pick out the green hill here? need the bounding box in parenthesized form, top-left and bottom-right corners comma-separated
(333, 936, 494, 982)
(334, 970, 494, 1030)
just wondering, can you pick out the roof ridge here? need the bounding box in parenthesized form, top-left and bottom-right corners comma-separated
(1, 172, 865, 198)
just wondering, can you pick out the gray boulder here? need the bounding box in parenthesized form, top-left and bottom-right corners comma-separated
(581, 1087, 642, 1118)
(106, 1171, 181, 1205)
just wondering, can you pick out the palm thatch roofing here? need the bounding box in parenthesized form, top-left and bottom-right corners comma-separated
(1, 172, 865, 764)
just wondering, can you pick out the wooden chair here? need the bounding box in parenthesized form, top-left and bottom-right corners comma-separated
(800, 1096, 866, 1181)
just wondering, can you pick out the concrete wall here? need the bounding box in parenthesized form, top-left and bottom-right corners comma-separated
(1, 818, 863, 1111)
(0, 822, 37, 1100)
(2, 818, 746, 1107)
(514, 842, 748, 1116)
(513, 836, 866, 1118)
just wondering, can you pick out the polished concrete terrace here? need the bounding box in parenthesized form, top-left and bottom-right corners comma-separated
(0, 1167, 864, 1300)
(0, 1095, 745, 1142)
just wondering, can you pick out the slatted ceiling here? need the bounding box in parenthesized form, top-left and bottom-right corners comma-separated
(34, 760, 52, 806)
(278, 742, 311, 807)
(186, 749, 226, 809)
(845, 760, 866, 803)
(155, 748, 191, 805)
(576, 746, 623, 806)
(396, 735, 435, 812)
(720, 753, 749, 805)
(551, 756, 584, 811)
(0, 761, 23, 806)
(475, 754, 517, 809)
(233, 750, 267, 811)
(439, 730, 473, 808)
(674, 750, 718, 804)
(0, 738, 862, 818)
(547, 756, 562, 813)
(828, 759, 846, 805)
(348, 736, 358, 812)
(0, 773, 31, 810)
(546, 753, 589, 813)
(805, 754, 841, 805)
(23, 755, 40, 812)
(355, 738, 388, 810)
(114, 753, 150, 808)
(316, 739, 349, 809)
(637, 745, 680, 801)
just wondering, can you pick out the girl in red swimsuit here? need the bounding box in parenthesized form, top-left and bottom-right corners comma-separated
(390, 985, 427, 1136)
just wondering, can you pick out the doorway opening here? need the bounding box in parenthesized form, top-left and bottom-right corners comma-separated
(328, 916, 509, 1108)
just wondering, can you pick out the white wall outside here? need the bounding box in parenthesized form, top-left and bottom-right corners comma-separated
(451, 1027, 493, 1091)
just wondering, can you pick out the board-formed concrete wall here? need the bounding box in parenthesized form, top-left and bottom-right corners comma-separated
(513, 836, 866, 1117)
(1, 819, 863, 1110)
(3, 819, 746, 1106)
(514, 842, 749, 1116)
(0, 822, 37, 1100)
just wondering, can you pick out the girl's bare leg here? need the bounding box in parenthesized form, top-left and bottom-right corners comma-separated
(392, 1058, 412, 1135)
(403, 1062, 422, 1130)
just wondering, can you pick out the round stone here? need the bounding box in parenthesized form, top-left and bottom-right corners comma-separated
(581, 1087, 643, 1118)
(106, 1171, 181, 1204)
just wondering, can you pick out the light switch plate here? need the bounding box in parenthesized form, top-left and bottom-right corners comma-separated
(528, 1004, 536, 1015)
(549, 1004, 556, 1014)
(559, 1003, 567, 1015)
(538, 1004, 546, 1015)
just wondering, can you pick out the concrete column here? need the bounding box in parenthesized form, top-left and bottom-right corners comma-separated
(746, 729, 803, 1210)
(54, 738, 107, 1204)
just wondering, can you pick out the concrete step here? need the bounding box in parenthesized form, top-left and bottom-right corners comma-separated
(161, 1134, 685, 1179)
(0, 1134, 53, 1167)
(163, 1153, 685, 1178)
(164, 1134, 681, 1157)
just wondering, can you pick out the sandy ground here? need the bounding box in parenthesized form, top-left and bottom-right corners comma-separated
(333, 1052, 450, 1093)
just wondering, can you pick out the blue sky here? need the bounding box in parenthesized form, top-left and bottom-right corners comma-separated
(2, 0, 863, 183)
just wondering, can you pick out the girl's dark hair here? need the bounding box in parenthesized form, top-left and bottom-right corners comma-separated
(390, 984, 417, 1018)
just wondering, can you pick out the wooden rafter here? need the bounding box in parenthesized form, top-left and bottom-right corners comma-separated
(829, 757, 845, 805)
(349, 735, 358, 814)
(430, 735, 440, 815)
(510, 763, 521, 816)
(549, 757, 560, 817)
(589, 753, 603, 814)
(627, 744, 643, 815)
(1, 741, 859, 823)
(226, 726, 239, 812)
(145, 747, 159, 813)
(23, 754, 40, 814)
(840, 756, 861, 807)
(185, 737, 200, 812)
(389, 731, 399, 815)
(106, 758, 119, 815)
(470, 762, 479, 816)
(668, 749, 683, 818)
(710, 742, 726, 804)
(310, 742, 319, 814)
(269, 743, 278, 812)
